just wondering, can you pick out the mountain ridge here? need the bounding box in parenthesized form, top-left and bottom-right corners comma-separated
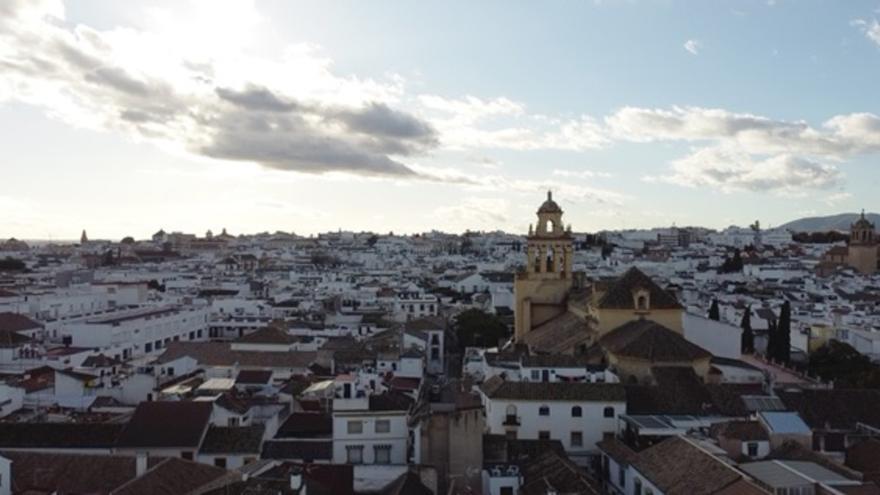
(779, 212, 880, 232)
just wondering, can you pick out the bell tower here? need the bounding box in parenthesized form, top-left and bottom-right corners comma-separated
(525, 191, 573, 279)
(849, 210, 878, 274)
(515, 191, 575, 341)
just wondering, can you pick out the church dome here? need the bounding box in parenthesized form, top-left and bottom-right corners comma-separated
(537, 191, 562, 214)
(853, 210, 874, 229)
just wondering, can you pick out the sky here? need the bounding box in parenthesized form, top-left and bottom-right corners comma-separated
(1, 0, 880, 240)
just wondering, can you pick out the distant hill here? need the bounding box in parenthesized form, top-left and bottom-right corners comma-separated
(779, 212, 880, 232)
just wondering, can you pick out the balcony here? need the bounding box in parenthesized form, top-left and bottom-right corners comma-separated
(503, 415, 520, 426)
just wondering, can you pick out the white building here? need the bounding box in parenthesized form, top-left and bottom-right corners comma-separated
(331, 379, 410, 466)
(62, 305, 208, 360)
(480, 376, 626, 465)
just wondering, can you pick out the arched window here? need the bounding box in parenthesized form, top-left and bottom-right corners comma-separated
(571, 406, 582, 417)
(539, 405, 550, 416)
(603, 406, 615, 418)
(637, 295, 648, 310)
(506, 404, 517, 416)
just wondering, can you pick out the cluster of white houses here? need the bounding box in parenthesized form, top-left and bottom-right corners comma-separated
(0, 195, 880, 494)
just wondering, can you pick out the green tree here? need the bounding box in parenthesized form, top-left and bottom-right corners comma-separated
(708, 300, 720, 321)
(740, 306, 754, 354)
(778, 300, 792, 364)
(809, 341, 880, 388)
(453, 309, 509, 350)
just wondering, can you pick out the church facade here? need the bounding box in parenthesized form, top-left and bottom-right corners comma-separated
(822, 211, 879, 275)
(513, 193, 711, 384)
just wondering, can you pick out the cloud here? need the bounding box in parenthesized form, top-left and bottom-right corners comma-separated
(684, 39, 701, 55)
(419, 94, 608, 151)
(648, 146, 842, 195)
(0, 1, 438, 179)
(1, 1, 876, 199)
(852, 18, 880, 47)
(607, 106, 880, 158)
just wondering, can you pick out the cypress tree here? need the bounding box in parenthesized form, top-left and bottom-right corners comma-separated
(741, 306, 754, 354)
(767, 319, 778, 361)
(778, 300, 792, 365)
(708, 300, 720, 321)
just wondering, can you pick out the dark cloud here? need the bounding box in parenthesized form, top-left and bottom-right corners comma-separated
(84, 66, 154, 97)
(200, 110, 420, 177)
(337, 102, 436, 140)
(0, 1, 440, 181)
(216, 86, 299, 112)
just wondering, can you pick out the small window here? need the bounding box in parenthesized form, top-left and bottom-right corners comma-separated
(571, 406, 582, 417)
(375, 419, 391, 433)
(570, 431, 583, 447)
(347, 421, 363, 434)
(214, 457, 227, 468)
(374, 445, 392, 464)
(346, 445, 364, 464)
(604, 406, 615, 418)
(538, 430, 550, 440)
(181, 451, 193, 460)
(635, 478, 642, 495)
(619, 465, 625, 487)
(530, 370, 540, 381)
(500, 488, 514, 495)
(539, 405, 550, 416)
(747, 442, 759, 457)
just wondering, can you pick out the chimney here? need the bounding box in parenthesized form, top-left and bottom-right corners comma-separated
(135, 452, 148, 477)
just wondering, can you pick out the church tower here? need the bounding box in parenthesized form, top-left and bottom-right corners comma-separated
(849, 210, 878, 274)
(514, 191, 575, 341)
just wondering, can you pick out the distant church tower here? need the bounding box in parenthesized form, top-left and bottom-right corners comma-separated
(80, 229, 89, 244)
(848, 210, 878, 274)
(514, 191, 575, 341)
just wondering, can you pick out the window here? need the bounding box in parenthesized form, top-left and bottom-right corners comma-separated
(538, 430, 550, 440)
(181, 451, 193, 460)
(634, 478, 642, 495)
(228, 417, 239, 427)
(636, 295, 648, 310)
(374, 445, 392, 464)
(530, 370, 540, 381)
(619, 465, 626, 487)
(747, 442, 759, 457)
(347, 421, 363, 434)
(214, 457, 227, 468)
(145, 342, 152, 353)
(346, 445, 364, 464)
(500, 488, 514, 495)
(570, 431, 583, 447)
(375, 420, 391, 433)
(604, 406, 615, 418)
(571, 406, 582, 417)
(646, 489, 654, 495)
(539, 405, 550, 416)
